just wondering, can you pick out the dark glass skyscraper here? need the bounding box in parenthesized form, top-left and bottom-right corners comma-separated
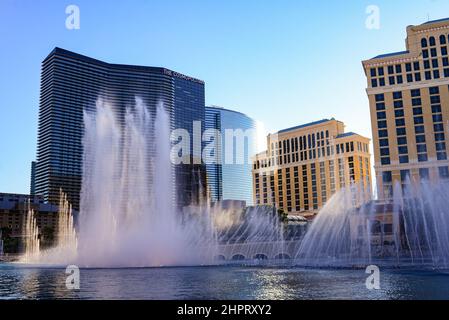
(205, 106, 257, 205)
(34, 47, 206, 210)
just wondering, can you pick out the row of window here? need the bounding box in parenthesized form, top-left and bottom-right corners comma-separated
(254, 158, 370, 212)
(375, 87, 447, 165)
(369, 35, 449, 88)
(255, 139, 368, 169)
(382, 166, 449, 184)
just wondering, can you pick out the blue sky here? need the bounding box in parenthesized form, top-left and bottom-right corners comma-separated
(1, 0, 449, 193)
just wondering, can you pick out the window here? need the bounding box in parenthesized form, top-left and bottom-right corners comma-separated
(393, 91, 402, 99)
(382, 171, 392, 183)
(425, 71, 432, 80)
(411, 89, 421, 97)
(376, 102, 386, 110)
(407, 74, 413, 82)
(436, 142, 446, 151)
(434, 70, 440, 79)
(442, 46, 448, 56)
(370, 68, 377, 77)
(396, 128, 406, 136)
(431, 48, 437, 57)
(371, 79, 378, 87)
(433, 114, 443, 122)
(437, 152, 447, 160)
(395, 109, 404, 117)
(406, 63, 412, 72)
(395, 65, 402, 73)
(381, 157, 391, 165)
(429, 36, 436, 46)
(395, 118, 405, 127)
(418, 154, 428, 162)
(378, 120, 387, 128)
(378, 129, 388, 138)
(397, 137, 407, 145)
(421, 38, 428, 48)
(380, 139, 389, 147)
(389, 76, 395, 85)
(414, 62, 420, 70)
(377, 111, 386, 119)
(415, 125, 425, 134)
(434, 124, 444, 132)
(429, 86, 439, 94)
(415, 73, 421, 81)
(394, 100, 403, 108)
(419, 168, 429, 180)
(400, 170, 410, 181)
(414, 117, 424, 125)
(424, 60, 431, 69)
(417, 144, 427, 153)
(416, 135, 426, 143)
(397, 75, 403, 84)
(412, 98, 421, 106)
(435, 133, 445, 141)
(413, 107, 423, 115)
(378, 67, 384, 76)
(380, 148, 390, 156)
(430, 95, 440, 104)
(398, 146, 408, 154)
(445, 69, 449, 77)
(438, 166, 449, 179)
(440, 35, 447, 45)
(399, 155, 409, 164)
(423, 50, 429, 59)
(432, 59, 439, 68)
(388, 66, 394, 74)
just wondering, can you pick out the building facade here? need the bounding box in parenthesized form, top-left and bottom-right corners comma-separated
(33, 47, 206, 210)
(252, 119, 372, 218)
(0, 193, 59, 237)
(205, 106, 257, 205)
(362, 18, 449, 200)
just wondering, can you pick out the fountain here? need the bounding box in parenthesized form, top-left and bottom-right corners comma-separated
(17, 95, 449, 269)
(296, 178, 449, 269)
(0, 229, 4, 257)
(20, 203, 40, 263)
(74, 97, 221, 267)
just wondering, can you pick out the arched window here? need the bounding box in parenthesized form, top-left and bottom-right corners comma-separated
(440, 35, 447, 45)
(421, 38, 428, 48)
(429, 36, 436, 46)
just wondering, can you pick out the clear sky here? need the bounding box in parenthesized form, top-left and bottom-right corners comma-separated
(1, 0, 449, 194)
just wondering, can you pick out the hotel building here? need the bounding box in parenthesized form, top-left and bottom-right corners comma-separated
(252, 119, 371, 218)
(0, 193, 59, 237)
(33, 48, 206, 210)
(205, 106, 257, 205)
(363, 18, 449, 200)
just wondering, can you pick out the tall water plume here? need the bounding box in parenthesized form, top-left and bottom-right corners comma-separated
(76, 97, 217, 267)
(296, 180, 449, 268)
(20, 203, 40, 263)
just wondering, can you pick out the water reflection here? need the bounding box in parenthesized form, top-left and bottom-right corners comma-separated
(1, 264, 449, 300)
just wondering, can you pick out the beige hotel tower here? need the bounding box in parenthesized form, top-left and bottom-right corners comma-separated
(252, 119, 372, 218)
(363, 18, 449, 200)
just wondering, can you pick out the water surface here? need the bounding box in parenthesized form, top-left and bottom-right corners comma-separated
(1, 264, 449, 300)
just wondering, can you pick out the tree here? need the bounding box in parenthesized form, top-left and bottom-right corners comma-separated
(1, 227, 19, 253)
(277, 208, 288, 223)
